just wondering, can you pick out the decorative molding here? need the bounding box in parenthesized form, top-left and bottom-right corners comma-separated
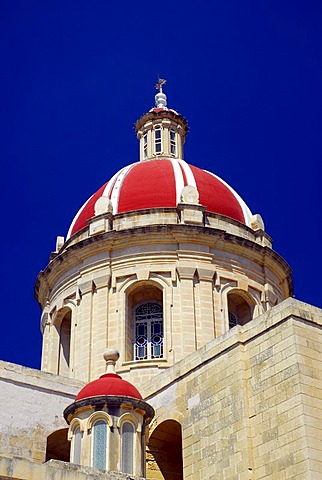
(176, 266, 196, 280)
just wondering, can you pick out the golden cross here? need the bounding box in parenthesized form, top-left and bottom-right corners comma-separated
(155, 78, 167, 92)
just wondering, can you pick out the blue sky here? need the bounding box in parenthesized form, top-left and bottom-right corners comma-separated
(1, 1, 321, 368)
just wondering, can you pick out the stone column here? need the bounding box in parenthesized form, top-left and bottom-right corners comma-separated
(91, 272, 111, 380)
(195, 268, 215, 348)
(74, 279, 95, 382)
(176, 267, 198, 359)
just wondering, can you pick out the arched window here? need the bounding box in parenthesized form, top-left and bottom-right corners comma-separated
(143, 131, 148, 159)
(154, 126, 162, 154)
(92, 419, 107, 470)
(58, 309, 71, 375)
(121, 422, 135, 475)
(227, 290, 254, 328)
(72, 426, 82, 465)
(134, 302, 163, 360)
(125, 283, 163, 362)
(170, 128, 176, 155)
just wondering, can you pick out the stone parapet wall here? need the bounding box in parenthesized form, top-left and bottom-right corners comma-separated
(60, 210, 271, 252)
(0, 456, 146, 480)
(0, 362, 84, 463)
(141, 298, 322, 479)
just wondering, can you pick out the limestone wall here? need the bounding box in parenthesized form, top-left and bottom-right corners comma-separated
(0, 362, 83, 463)
(141, 298, 322, 480)
(0, 299, 321, 479)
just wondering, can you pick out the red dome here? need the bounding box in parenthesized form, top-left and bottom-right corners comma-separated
(67, 159, 252, 238)
(76, 373, 142, 401)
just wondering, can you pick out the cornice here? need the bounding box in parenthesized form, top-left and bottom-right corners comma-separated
(35, 223, 293, 307)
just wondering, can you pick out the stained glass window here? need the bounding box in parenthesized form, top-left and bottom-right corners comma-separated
(134, 302, 163, 360)
(73, 426, 81, 465)
(93, 420, 107, 470)
(121, 422, 134, 474)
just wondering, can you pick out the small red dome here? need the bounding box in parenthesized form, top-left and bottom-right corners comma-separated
(67, 159, 252, 239)
(76, 373, 142, 401)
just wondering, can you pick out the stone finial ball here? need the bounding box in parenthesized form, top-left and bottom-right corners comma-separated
(103, 348, 120, 363)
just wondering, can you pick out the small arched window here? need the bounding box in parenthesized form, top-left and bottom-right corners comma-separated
(154, 126, 162, 154)
(92, 419, 107, 470)
(72, 426, 82, 465)
(58, 309, 71, 376)
(134, 302, 163, 360)
(143, 132, 148, 159)
(121, 422, 135, 475)
(170, 128, 176, 155)
(227, 290, 254, 329)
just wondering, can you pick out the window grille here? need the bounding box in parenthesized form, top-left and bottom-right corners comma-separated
(134, 302, 163, 360)
(228, 311, 238, 329)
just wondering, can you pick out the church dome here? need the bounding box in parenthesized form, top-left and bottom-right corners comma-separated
(67, 159, 252, 239)
(76, 373, 142, 401)
(66, 80, 252, 240)
(37, 82, 293, 399)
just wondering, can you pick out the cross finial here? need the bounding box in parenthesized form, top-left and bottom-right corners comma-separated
(155, 78, 167, 93)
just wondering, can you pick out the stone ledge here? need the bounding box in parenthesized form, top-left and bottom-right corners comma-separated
(0, 361, 84, 397)
(0, 455, 146, 480)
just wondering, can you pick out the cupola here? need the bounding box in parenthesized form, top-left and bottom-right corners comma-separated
(135, 78, 188, 161)
(64, 348, 154, 476)
(61, 79, 264, 241)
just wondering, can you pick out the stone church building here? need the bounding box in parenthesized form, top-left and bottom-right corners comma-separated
(0, 83, 321, 479)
